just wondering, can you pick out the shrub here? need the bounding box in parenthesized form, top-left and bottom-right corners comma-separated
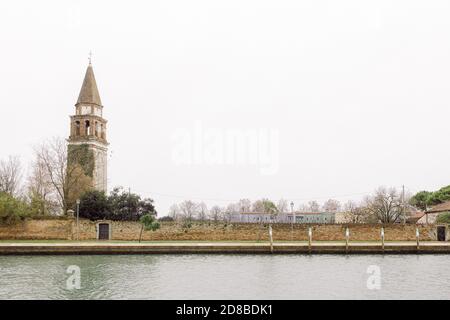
(139, 214, 160, 242)
(0, 193, 29, 225)
(436, 212, 450, 224)
(181, 219, 192, 232)
(140, 214, 160, 231)
(77, 187, 157, 221)
(78, 190, 110, 221)
(108, 187, 157, 221)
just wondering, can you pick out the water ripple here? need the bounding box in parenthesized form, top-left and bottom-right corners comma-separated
(0, 254, 449, 299)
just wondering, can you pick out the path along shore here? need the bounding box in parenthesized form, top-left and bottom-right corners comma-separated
(0, 241, 449, 254)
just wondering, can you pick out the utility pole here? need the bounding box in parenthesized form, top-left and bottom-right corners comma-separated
(402, 185, 406, 224)
(129, 187, 131, 218)
(290, 201, 294, 241)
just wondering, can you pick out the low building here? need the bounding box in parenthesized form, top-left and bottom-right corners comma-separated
(418, 201, 450, 224)
(229, 212, 336, 224)
(406, 211, 425, 224)
(229, 212, 275, 223)
(292, 212, 335, 224)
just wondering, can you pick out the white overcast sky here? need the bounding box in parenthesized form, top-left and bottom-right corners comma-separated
(1, 0, 450, 214)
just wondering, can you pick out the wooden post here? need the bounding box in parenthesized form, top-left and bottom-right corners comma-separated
(416, 227, 420, 251)
(308, 227, 312, 253)
(381, 227, 385, 252)
(291, 216, 294, 241)
(139, 224, 144, 243)
(345, 227, 350, 253)
(269, 224, 274, 253)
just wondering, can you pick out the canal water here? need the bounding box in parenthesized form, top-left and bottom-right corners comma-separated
(0, 254, 448, 299)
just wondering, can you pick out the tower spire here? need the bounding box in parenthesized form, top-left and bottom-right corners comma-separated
(76, 62, 102, 106)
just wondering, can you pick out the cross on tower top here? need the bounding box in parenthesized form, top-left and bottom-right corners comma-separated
(88, 51, 92, 65)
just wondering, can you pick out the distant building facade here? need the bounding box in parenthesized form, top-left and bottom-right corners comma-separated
(292, 212, 335, 224)
(229, 212, 336, 224)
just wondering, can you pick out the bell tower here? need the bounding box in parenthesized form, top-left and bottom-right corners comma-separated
(68, 60, 108, 192)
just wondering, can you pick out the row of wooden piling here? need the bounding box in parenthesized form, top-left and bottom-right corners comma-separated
(268, 225, 421, 253)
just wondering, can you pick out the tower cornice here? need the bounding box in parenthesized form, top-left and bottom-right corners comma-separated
(70, 114, 108, 123)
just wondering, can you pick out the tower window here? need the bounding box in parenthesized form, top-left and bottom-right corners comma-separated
(75, 121, 80, 136)
(85, 120, 90, 135)
(95, 122, 100, 137)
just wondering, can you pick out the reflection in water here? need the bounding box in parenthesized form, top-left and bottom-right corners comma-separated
(0, 254, 449, 299)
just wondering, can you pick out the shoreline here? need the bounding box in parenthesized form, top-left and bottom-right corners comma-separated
(0, 241, 449, 255)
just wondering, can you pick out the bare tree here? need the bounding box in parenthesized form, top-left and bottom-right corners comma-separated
(323, 199, 341, 213)
(197, 202, 208, 221)
(297, 203, 310, 212)
(308, 200, 320, 212)
(0, 156, 22, 196)
(237, 199, 251, 213)
(34, 138, 92, 214)
(343, 200, 371, 223)
(27, 157, 58, 215)
(209, 205, 223, 222)
(251, 198, 278, 225)
(179, 200, 198, 221)
(225, 202, 240, 213)
(168, 204, 180, 220)
(224, 203, 239, 222)
(364, 187, 403, 223)
(276, 199, 288, 213)
(251, 199, 277, 213)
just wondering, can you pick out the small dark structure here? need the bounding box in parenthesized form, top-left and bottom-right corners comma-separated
(96, 222, 111, 240)
(437, 225, 447, 241)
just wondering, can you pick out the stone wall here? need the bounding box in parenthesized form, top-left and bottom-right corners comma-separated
(0, 218, 444, 241)
(0, 218, 73, 240)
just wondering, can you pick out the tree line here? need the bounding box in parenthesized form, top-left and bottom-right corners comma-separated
(0, 137, 156, 224)
(410, 185, 450, 210)
(2, 136, 450, 224)
(166, 186, 430, 224)
(77, 188, 156, 221)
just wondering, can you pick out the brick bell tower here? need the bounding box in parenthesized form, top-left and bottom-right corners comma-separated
(68, 59, 108, 192)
